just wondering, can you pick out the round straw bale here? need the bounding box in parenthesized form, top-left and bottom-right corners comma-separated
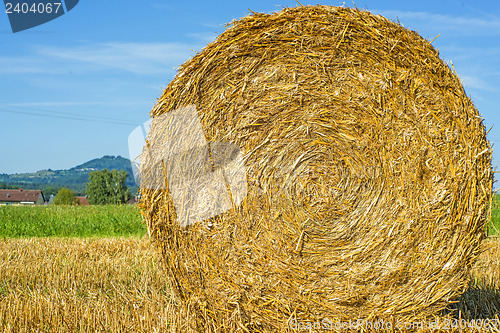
(139, 5, 493, 332)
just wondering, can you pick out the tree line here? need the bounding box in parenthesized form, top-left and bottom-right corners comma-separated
(53, 169, 133, 205)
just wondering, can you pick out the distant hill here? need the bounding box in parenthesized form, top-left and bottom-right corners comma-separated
(0, 155, 137, 195)
(71, 156, 134, 173)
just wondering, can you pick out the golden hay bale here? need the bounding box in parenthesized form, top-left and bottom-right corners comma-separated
(139, 5, 493, 332)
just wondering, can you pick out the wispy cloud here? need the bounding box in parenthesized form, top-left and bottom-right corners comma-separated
(436, 46, 500, 93)
(0, 57, 52, 74)
(461, 75, 496, 92)
(439, 45, 500, 61)
(2, 101, 151, 108)
(201, 22, 226, 29)
(38, 42, 198, 75)
(0, 41, 202, 75)
(373, 9, 500, 37)
(186, 31, 218, 43)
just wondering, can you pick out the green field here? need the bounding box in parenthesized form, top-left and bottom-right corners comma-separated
(1, 199, 499, 238)
(0, 205, 146, 238)
(489, 194, 500, 236)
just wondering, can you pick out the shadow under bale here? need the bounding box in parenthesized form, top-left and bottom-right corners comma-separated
(445, 239, 500, 321)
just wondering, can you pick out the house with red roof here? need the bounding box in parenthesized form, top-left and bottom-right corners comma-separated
(0, 189, 45, 205)
(75, 196, 89, 206)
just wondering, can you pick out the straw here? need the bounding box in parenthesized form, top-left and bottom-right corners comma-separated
(139, 5, 493, 332)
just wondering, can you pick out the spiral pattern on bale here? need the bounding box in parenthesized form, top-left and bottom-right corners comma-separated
(139, 5, 493, 332)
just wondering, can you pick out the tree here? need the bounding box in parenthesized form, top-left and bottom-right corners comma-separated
(53, 187, 78, 205)
(43, 186, 59, 197)
(85, 169, 131, 205)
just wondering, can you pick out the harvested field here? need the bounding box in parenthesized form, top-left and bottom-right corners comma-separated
(0, 237, 499, 332)
(0, 237, 172, 332)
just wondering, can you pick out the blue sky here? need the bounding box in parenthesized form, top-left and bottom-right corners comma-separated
(0, 0, 499, 178)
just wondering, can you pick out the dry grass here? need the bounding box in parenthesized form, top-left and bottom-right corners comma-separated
(0, 237, 499, 332)
(140, 5, 492, 331)
(448, 238, 500, 321)
(0, 237, 173, 333)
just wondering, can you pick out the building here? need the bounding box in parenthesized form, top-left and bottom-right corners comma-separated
(76, 196, 89, 206)
(0, 189, 45, 206)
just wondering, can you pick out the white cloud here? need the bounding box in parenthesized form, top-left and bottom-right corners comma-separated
(436, 47, 500, 93)
(186, 31, 218, 43)
(461, 75, 496, 92)
(0, 57, 55, 74)
(2, 101, 151, 107)
(373, 9, 500, 37)
(38, 42, 198, 75)
(199, 22, 226, 29)
(439, 45, 500, 61)
(0, 41, 202, 75)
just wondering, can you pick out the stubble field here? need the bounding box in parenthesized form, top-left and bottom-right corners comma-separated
(0, 202, 499, 332)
